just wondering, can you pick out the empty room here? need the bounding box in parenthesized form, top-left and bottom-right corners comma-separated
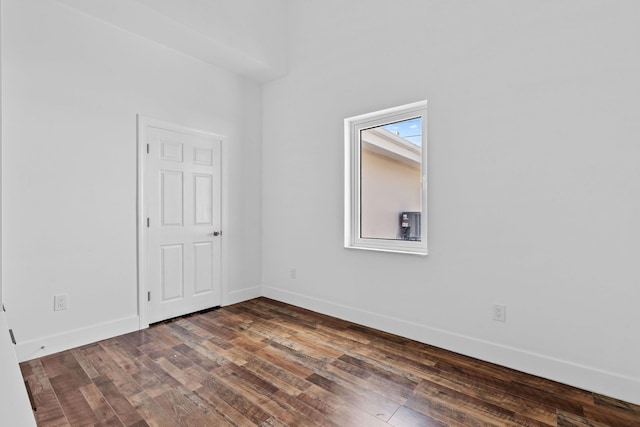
(1, 0, 639, 425)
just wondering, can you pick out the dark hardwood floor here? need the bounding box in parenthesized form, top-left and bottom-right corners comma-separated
(20, 297, 640, 426)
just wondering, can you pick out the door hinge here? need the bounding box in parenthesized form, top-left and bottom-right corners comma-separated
(146, 143, 149, 154)
(147, 291, 151, 302)
(147, 218, 150, 228)
(9, 329, 16, 345)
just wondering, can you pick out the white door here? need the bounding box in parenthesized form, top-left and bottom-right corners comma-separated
(143, 123, 222, 324)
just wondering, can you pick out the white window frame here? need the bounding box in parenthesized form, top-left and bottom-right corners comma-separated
(344, 100, 428, 255)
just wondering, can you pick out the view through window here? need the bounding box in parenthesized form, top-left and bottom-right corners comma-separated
(360, 117, 422, 240)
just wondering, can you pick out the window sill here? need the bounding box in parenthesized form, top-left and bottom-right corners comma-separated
(345, 243, 428, 256)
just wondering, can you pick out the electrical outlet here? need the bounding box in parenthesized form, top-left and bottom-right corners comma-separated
(493, 304, 506, 322)
(54, 294, 67, 311)
(290, 268, 297, 279)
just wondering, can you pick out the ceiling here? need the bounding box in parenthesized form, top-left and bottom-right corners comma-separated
(52, 0, 288, 82)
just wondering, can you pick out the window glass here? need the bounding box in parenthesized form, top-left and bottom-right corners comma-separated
(360, 117, 422, 241)
(345, 100, 427, 255)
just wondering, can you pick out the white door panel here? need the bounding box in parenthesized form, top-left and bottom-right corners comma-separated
(193, 241, 214, 294)
(161, 171, 184, 226)
(194, 174, 213, 225)
(161, 244, 184, 301)
(144, 125, 221, 323)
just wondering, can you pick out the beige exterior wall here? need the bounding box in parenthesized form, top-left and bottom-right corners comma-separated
(360, 146, 421, 239)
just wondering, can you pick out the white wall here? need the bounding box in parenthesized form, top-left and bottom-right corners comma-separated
(1, 0, 263, 359)
(0, 0, 3, 307)
(263, 0, 640, 404)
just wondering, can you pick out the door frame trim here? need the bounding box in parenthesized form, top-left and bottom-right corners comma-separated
(136, 115, 228, 329)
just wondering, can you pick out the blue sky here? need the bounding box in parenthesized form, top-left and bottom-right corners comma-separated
(382, 117, 422, 146)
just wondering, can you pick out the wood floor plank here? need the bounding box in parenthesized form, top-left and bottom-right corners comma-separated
(411, 378, 547, 427)
(194, 384, 258, 427)
(188, 313, 241, 344)
(306, 372, 401, 421)
(100, 354, 145, 399)
(231, 334, 270, 353)
(315, 322, 372, 345)
(388, 405, 448, 427)
(23, 361, 70, 427)
(99, 341, 140, 375)
(82, 345, 120, 377)
(92, 375, 144, 426)
(21, 297, 640, 427)
(164, 322, 208, 348)
(213, 363, 280, 405)
(325, 360, 413, 404)
(582, 405, 640, 427)
(354, 341, 440, 381)
(171, 342, 220, 371)
(142, 324, 184, 348)
(63, 351, 95, 388)
(154, 357, 203, 391)
(259, 417, 288, 427)
(117, 330, 152, 353)
(78, 382, 121, 424)
(70, 348, 100, 380)
(153, 388, 226, 427)
(339, 353, 420, 390)
(256, 389, 340, 427)
(435, 358, 586, 417)
(405, 388, 503, 427)
(196, 371, 272, 425)
(254, 344, 315, 379)
(20, 360, 34, 378)
(593, 393, 640, 416)
(587, 394, 640, 426)
(199, 335, 254, 365)
(49, 374, 99, 426)
(182, 339, 232, 368)
(242, 354, 313, 395)
(297, 383, 394, 427)
(173, 318, 216, 340)
(412, 359, 557, 425)
(121, 355, 171, 399)
(266, 340, 329, 372)
(40, 353, 71, 379)
(557, 410, 611, 427)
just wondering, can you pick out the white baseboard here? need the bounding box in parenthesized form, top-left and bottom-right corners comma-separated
(15, 284, 262, 362)
(224, 286, 261, 306)
(15, 315, 139, 362)
(262, 285, 640, 406)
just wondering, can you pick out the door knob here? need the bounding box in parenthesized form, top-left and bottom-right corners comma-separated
(210, 231, 221, 237)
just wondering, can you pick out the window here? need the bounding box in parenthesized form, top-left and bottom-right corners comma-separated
(344, 100, 427, 255)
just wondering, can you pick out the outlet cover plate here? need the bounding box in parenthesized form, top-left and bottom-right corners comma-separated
(54, 294, 67, 311)
(493, 304, 506, 322)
